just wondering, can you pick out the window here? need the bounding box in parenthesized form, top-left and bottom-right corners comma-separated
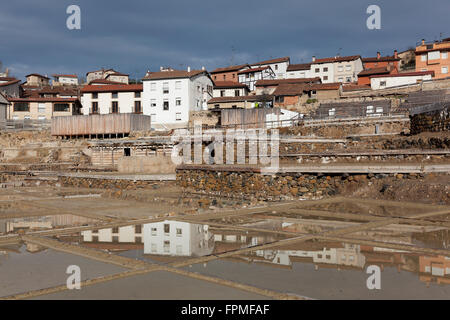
(235, 90, 240, 97)
(112, 92, 118, 99)
(151, 227, 157, 236)
(232, 74, 235, 79)
(92, 93, 98, 99)
(112, 236, 119, 243)
(376, 106, 384, 113)
(197, 86, 201, 92)
(442, 66, 448, 74)
(163, 240, 170, 252)
(38, 103, 46, 113)
(134, 101, 142, 113)
(315, 68, 320, 73)
(175, 81, 181, 89)
(176, 112, 182, 121)
(134, 91, 141, 98)
(135, 225, 142, 234)
(124, 148, 131, 157)
(346, 76, 352, 82)
(176, 98, 181, 106)
(220, 90, 225, 97)
(214, 76, 217, 80)
(323, 76, 328, 81)
(54, 103, 70, 112)
(338, 77, 343, 82)
(163, 100, 169, 110)
(151, 99, 156, 107)
(164, 224, 170, 234)
(345, 65, 351, 71)
(223, 75, 226, 80)
(38, 116, 46, 121)
(338, 66, 344, 72)
(380, 81, 386, 87)
(366, 105, 374, 114)
(275, 65, 278, 70)
(24, 116, 31, 120)
(150, 82, 156, 91)
(176, 228, 182, 237)
(328, 108, 336, 116)
(163, 82, 169, 94)
(111, 101, 119, 113)
(13, 102, 29, 112)
(323, 67, 328, 72)
(112, 227, 119, 234)
(442, 52, 448, 59)
(421, 55, 427, 62)
(428, 51, 440, 60)
(135, 236, 142, 243)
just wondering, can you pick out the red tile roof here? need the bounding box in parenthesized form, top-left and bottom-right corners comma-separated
(81, 84, 143, 93)
(342, 84, 372, 92)
(251, 56, 290, 66)
(0, 79, 21, 87)
(287, 63, 311, 71)
(208, 95, 271, 104)
(210, 64, 250, 74)
(213, 81, 248, 89)
(358, 67, 391, 77)
(255, 77, 321, 87)
(89, 79, 124, 85)
(142, 69, 207, 80)
(25, 73, 50, 79)
(313, 55, 361, 64)
(237, 66, 270, 74)
(370, 71, 435, 78)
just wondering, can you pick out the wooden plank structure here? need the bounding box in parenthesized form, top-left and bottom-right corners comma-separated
(220, 108, 281, 129)
(51, 114, 151, 138)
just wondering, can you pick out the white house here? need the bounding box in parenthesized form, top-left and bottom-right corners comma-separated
(142, 68, 213, 128)
(143, 220, 214, 257)
(370, 71, 434, 90)
(52, 74, 79, 86)
(286, 63, 312, 79)
(212, 81, 249, 98)
(250, 57, 290, 79)
(80, 84, 143, 115)
(238, 66, 276, 91)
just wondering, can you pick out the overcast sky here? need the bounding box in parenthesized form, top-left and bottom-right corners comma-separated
(1, 0, 448, 81)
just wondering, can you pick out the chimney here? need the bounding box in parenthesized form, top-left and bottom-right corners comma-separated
(394, 50, 398, 59)
(421, 39, 425, 45)
(160, 66, 163, 71)
(187, 66, 191, 72)
(312, 56, 316, 62)
(377, 52, 381, 60)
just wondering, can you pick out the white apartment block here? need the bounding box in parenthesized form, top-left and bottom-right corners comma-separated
(142, 68, 213, 128)
(80, 84, 143, 115)
(370, 71, 434, 90)
(250, 57, 290, 79)
(212, 82, 249, 98)
(310, 55, 363, 83)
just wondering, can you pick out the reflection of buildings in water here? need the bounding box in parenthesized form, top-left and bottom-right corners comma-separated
(82, 224, 143, 245)
(143, 221, 214, 257)
(254, 243, 366, 269)
(0, 214, 96, 234)
(81, 220, 215, 257)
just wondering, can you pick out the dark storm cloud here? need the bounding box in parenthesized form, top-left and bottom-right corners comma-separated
(1, 0, 449, 80)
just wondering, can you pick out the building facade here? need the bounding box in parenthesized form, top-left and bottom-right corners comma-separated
(238, 66, 276, 91)
(52, 74, 79, 86)
(80, 84, 143, 115)
(142, 68, 213, 128)
(7, 97, 81, 120)
(415, 38, 450, 79)
(370, 71, 434, 90)
(210, 64, 250, 83)
(286, 63, 312, 79)
(250, 57, 290, 79)
(212, 81, 249, 98)
(310, 55, 363, 83)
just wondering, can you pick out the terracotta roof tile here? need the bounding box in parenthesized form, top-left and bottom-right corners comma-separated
(251, 56, 290, 66)
(213, 81, 248, 89)
(313, 55, 361, 64)
(143, 69, 207, 80)
(81, 84, 143, 93)
(210, 64, 250, 74)
(237, 66, 270, 74)
(287, 63, 311, 71)
(362, 56, 400, 63)
(358, 67, 391, 76)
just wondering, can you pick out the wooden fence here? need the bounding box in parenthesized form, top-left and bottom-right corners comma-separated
(51, 114, 151, 137)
